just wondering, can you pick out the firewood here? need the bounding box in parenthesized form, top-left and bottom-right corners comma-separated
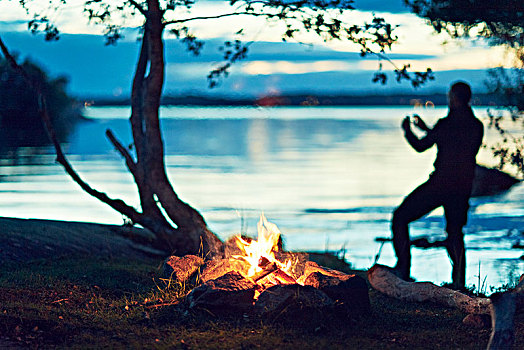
(367, 264, 491, 314)
(256, 269, 297, 291)
(273, 269, 297, 284)
(252, 261, 278, 282)
(487, 275, 524, 350)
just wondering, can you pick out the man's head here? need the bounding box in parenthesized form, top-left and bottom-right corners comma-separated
(448, 81, 472, 108)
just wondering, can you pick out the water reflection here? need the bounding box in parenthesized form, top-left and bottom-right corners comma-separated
(0, 107, 522, 289)
(247, 118, 270, 162)
(0, 107, 82, 169)
(61, 117, 384, 158)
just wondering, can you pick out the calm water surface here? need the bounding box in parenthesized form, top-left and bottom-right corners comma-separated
(1, 106, 522, 289)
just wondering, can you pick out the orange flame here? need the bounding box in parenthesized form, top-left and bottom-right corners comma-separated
(234, 214, 292, 278)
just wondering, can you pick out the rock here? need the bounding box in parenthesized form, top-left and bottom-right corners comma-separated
(472, 165, 520, 197)
(303, 270, 352, 287)
(185, 271, 256, 314)
(223, 235, 251, 258)
(462, 313, 491, 328)
(303, 272, 370, 316)
(296, 261, 349, 284)
(199, 257, 250, 283)
(254, 284, 334, 327)
(163, 255, 204, 283)
(308, 252, 352, 272)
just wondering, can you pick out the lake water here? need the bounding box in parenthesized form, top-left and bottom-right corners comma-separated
(1, 105, 522, 290)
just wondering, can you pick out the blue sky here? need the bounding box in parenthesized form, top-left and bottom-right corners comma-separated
(0, 0, 510, 98)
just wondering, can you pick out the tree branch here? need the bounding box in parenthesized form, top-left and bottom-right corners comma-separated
(163, 11, 265, 26)
(0, 37, 30, 81)
(128, 0, 148, 18)
(106, 129, 137, 174)
(130, 24, 148, 167)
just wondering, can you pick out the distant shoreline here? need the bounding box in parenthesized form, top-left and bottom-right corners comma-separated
(83, 93, 503, 107)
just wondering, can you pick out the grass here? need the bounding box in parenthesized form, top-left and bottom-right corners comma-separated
(0, 253, 522, 349)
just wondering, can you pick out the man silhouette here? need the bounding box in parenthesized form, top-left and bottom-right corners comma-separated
(391, 81, 484, 290)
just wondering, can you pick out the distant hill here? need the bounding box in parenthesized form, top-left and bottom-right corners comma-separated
(86, 93, 503, 107)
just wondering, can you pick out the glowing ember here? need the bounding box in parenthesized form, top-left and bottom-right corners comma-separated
(234, 214, 294, 280)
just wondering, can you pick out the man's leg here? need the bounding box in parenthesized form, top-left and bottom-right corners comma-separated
(392, 181, 442, 280)
(444, 194, 470, 290)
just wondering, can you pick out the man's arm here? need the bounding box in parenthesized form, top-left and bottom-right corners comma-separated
(402, 116, 436, 153)
(413, 115, 430, 132)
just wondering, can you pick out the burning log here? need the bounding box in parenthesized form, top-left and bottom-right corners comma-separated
(271, 268, 297, 284)
(250, 256, 297, 297)
(367, 264, 491, 314)
(251, 256, 278, 282)
(256, 268, 297, 294)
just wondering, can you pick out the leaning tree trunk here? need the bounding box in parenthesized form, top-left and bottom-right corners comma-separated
(0, 0, 224, 259)
(139, 2, 223, 257)
(122, 1, 223, 258)
(100, 0, 225, 258)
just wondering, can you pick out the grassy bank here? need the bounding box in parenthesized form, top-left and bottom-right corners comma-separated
(2, 252, 521, 349)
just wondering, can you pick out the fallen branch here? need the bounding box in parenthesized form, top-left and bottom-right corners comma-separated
(367, 264, 491, 314)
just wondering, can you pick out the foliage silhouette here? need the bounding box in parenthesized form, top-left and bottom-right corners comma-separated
(404, 0, 523, 175)
(0, 56, 81, 148)
(404, 0, 523, 48)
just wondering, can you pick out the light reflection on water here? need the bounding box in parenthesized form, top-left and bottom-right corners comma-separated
(0, 106, 522, 289)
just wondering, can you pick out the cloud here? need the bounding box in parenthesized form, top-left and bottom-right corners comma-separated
(0, 0, 485, 59)
(0, 31, 498, 98)
(242, 60, 363, 75)
(360, 46, 512, 72)
(0, 20, 27, 31)
(0, 3, 30, 21)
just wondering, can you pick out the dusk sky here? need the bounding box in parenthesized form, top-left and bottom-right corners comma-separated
(0, 0, 512, 98)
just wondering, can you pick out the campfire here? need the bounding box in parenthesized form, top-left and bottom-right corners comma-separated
(231, 214, 302, 298)
(164, 215, 370, 321)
